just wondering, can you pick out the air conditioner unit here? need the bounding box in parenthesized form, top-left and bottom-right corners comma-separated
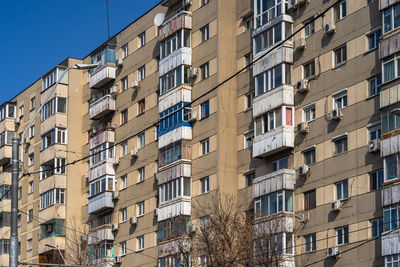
(329, 109, 343, 120)
(299, 165, 309, 176)
(326, 246, 341, 257)
(130, 216, 138, 225)
(113, 191, 119, 200)
(190, 67, 199, 77)
(297, 122, 309, 133)
(296, 79, 309, 93)
(294, 38, 306, 50)
(187, 110, 198, 123)
(369, 139, 380, 153)
(116, 58, 124, 67)
(14, 117, 20, 124)
(112, 223, 119, 231)
(132, 80, 140, 88)
(131, 147, 138, 157)
(331, 200, 342, 211)
(324, 22, 336, 34)
(288, 0, 307, 10)
(114, 255, 122, 264)
(113, 157, 120, 165)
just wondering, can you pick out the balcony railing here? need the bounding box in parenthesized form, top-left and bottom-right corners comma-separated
(89, 95, 116, 120)
(88, 191, 114, 214)
(88, 224, 114, 245)
(159, 11, 192, 41)
(89, 64, 116, 89)
(253, 126, 294, 158)
(89, 129, 115, 150)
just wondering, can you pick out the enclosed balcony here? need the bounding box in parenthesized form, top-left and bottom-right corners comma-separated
(89, 158, 116, 182)
(253, 85, 294, 118)
(89, 241, 114, 266)
(38, 234, 65, 255)
(382, 228, 400, 257)
(89, 95, 116, 120)
(253, 126, 294, 157)
(0, 131, 14, 165)
(0, 118, 15, 134)
(253, 169, 296, 199)
(159, 47, 192, 77)
(89, 45, 116, 88)
(88, 224, 114, 245)
(159, 140, 191, 169)
(89, 129, 115, 150)
(159, 11, 192, 41)
(88, 191, 114, 214)
(253, 45, 293, 77)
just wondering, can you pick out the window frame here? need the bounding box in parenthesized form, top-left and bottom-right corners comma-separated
(201, 138, 210, 156)
(334, 1, 347, 22)
(304, 190, 316, 210)
(368, 74, 382, 97)
(139, 32, 146, 48)
(201, 24, 210, 42)
(137, 236, 144, 251)
(303, 59, 316, 79)
(201, 176, 210, 194)
(333, 44, 347, 67)
(302, 147, 316, 165)
(302, 103, 316, 122)
(120, 208, 127, 223)
(138, 167, 145, 183)
(366, 28, 381, 51)
(304, 233, 316, 252)
(336, 179, 349, 201)
(138, 201, 145, 217)
(336, 225, 349, 246)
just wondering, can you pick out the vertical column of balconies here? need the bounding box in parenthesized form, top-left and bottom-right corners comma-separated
(379, 1, 400, 263)
(251, 1, 295, 265)
(156, 9, 194, 262)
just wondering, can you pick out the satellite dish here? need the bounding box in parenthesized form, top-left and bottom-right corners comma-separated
(154, 12, 165, 27)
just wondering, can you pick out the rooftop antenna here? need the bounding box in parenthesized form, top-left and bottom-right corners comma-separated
(106, 0, 110, 40)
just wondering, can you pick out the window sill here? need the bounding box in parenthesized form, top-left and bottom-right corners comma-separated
(365, 93, 379, 100)
(332, 151, 348, 157)
(333, 61, 346, 69)
(136, 249, 144, 253)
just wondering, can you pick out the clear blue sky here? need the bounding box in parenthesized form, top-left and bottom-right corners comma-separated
(0, 0, 160, 104)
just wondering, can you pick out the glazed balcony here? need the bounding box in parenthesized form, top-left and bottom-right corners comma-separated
(159, 85, 192, 112)
(382, 228, 400, 256)
(253, 126, 294, 158)
(89, 95, 116, 120)
(253, 169, 296, 198)
(158, 197, 191, 222)
(89, 158, 116, 182)
(159, 11, 192, 41)
(88, 192, 114, 214)
(89, 129, 115, 150)
(253, 45, 293, 77)
(253, 85, 294, 118)
(88, 224, 114, 245)
(0, 145, 12, 166)
(0, 118, 15, 133)
(157, 163, 191, 184)
(159, 47, 192, 77)
(89, 64, 116, 89)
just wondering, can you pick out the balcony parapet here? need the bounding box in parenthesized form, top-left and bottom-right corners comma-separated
(253, 85, 294, 118)
(89, 95, 116, 120)
(159, 11, 192, 41)
(89, 129, 115, 150)
(88, 191, 114, 214)
(89, 64, 116, 89)
(159, 47, 192, 77)
(253, 126, 294, 157)
(88, 224, 114, 245)
(253, 169, 295, 198)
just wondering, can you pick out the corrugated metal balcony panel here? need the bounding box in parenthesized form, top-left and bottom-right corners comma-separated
(253, 45, 293, 77)
(157, 198, 191, 222)
(88, 225, 114, 245)
(252, 126, 294, 158)
(157, 163, 191, 185)
(89, 65, 116, 89)
(159, 12, 192, 40)
(89, 95, 116, 120)
(158, 126, 192, 149)
(159, 47, 192, 77)
(88, 192, 114, 214)
(382, 182, 400, 206)
(382, 228, 400, 256)
(158, 86, 192, 113)
(380, 0, 400, 11)
(252, 85, 294, 118)
(381, 133, 400, 158)
(379, 30, 400, 59)
(89, 159, 116, 182)
(253, 169, 296, 198)
(89, 129, 115, 150)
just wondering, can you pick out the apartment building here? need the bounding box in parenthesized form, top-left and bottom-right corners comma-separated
(0, 0, 392, 266)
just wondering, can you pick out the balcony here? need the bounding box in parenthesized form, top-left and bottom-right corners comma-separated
(0, 172, 11, 186)
(380, 29, 400, 58)
(89, 158, 116, 182)
(0, 118, 15, 133)
(39, 175, 66, 194)
(38, 235, 65, 255)
(159, 126, 192, 149)
(380, 0, 398, 10)
(159, 11, 192, 41)
(89, 95, 116, 120)
(253, 169, 295, 198)
(382, 182, 400, 207)
(253, 45, 293, 77)
(88, 191, 114, 214)
(40, 144, 66, 165)
(89, 129, 115, 150)
(158, 196, 191, 222)
(40, 113, 67, 135)
(88, 224, 114, 245)
(253, 126, 294, 158)
(382, 228, 400, 256)
(157, 163, 191, 184)
(254, 215, 294, 235)
(39, 205, 66, 222)
(253, 85, 294, 118)
(381, 134, 400, 158)
(159, 47, 192, 77)
(89, 64, 116, 89)
(0, 145, 12, 165)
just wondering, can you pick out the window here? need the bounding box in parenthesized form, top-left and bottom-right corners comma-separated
(245, 53, 253, 70)
(370, 170, 384, 190)
(0, 185, 11, 200)
(304, 20, 315, 37)
(28, 153, 34, 166)
(386, 254, 400, 267)
(90, 46, 116, 72)
(371, 218, 383, 238)
(159, 140, 186, 166)
(244, 132, 254, 149)
(90, 142, 114, 167)
(201, 24, 210, 42)
(333, 90, 347, 109)
(201, 177, 210, 194)
(304, 190, 316, 210)
(336, 225, 349, 245)
(138, 167, 145, 183)
(138, 133, 145, 148)
(367, 29, 381, 51)
(384, 204, 400, 231)
(139, 65, 146, 81)
(383, 3, 400, 33)
(334, 45, 347, 67)
(0, 131, 15, 147)
(137, 236, 144, 251)
(303, 148, 316, 165)
(40, 158, 66, 180)
(29, 125, 35, 139)
(382, 54, 400, 82)
(159, 102, 193, 136)
(30, 97, 36, 110)
(254, 22, 290, 53)
(89, 177, 114, 197)
(368, 75, 382, 96)
(17, 214, 21, 227)
(41, 97, 67, 121)
(19, 105, 24, 117)
(384, 155, 398, 181)
(0, 239, 10, 254)
(303, 104, 315, 122)
(41, 128, 67, 150)
(159, 177, 191, 204)
(272, 157, 288, 171)
(120, 208, 127, 222)
(304, 233, 316, 252)
(42, 67, 68, 90)
(255, 63, 291, 96)
(254, 0, 284, 28)
(200, 100, 210, 119)
(120, 175, 127, 190)
(336, 179, 349, 200)
(27, 209, 33, 223)
(245, 91, 254, 110)
(120, 241, 127, 256)
(245, 172, 255, 187)
(382, 107, 400, 133)
(201, 138, 210, 155)
(369, 125, 381, 141)
(121, 142, 128, 156)
(200, 62, 210, 80)
(160, 30, 191, 59)
(160, 65, 191, 95)
(139, 32, 146, 47)
(28, 181, 34, 194)
(0, 104, 16, 121)
(39, 189, 66, 210)
(254, 190, 294, 218)
(121, 109, 128, 125)
(27, 239, 32, 251)
(303, 60, 315, 79)
(122, 44, 129, 59)
(138, 99, 145, 115)
(122, 76, 128, 91)
(138, 201, 145, 216)
(334, 1, 346, 22)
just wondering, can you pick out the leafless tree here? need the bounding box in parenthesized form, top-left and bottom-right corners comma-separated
(64, 219, 90, 266)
